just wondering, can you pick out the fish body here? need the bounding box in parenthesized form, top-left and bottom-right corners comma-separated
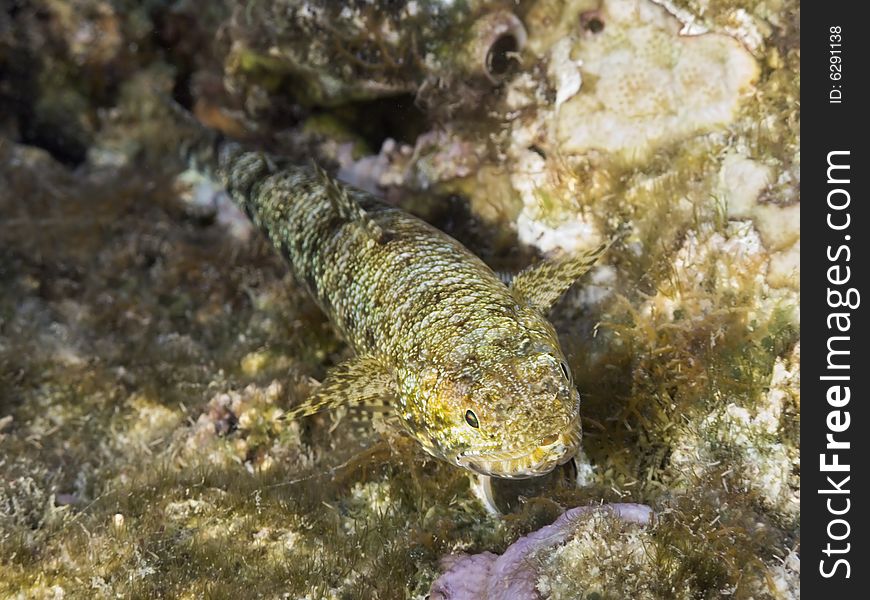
(198, 138, 607, 479)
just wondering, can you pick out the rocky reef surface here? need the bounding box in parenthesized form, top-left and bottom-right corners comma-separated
(1, 0, 798, 598)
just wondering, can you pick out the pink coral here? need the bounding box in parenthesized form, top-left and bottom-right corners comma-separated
(430, 503, 652, 600)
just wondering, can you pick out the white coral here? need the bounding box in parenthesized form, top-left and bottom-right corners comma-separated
(556, 0, 758, 159)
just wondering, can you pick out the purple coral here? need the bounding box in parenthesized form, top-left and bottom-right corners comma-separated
(429, 503, 652, 600)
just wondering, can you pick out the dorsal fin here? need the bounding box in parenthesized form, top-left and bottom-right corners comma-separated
(312, 163, 385, 242)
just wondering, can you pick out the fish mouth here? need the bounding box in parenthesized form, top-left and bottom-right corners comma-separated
(455, 421, 581, 479)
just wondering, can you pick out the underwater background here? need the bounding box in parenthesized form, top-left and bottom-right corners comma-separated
(1, 0, 798, 598)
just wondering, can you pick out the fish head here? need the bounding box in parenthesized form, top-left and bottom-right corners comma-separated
(413, 330, 582, 479)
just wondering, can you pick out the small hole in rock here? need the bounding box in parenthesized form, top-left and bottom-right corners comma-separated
(581, 12, 605, 34)
(486, 34, 519, 78)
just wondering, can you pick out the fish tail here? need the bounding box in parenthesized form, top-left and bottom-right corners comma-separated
(159, 92, 261, 195)
(160, 93, 284, 223)
(158, 92, 225, 179)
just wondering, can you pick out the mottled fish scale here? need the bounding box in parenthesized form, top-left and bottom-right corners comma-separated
(194, 136, 609, 478)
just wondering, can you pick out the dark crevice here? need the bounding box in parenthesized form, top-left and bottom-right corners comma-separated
(322, 93, 427, 150)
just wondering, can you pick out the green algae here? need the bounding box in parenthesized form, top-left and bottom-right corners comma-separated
(1, 0, 799, 597)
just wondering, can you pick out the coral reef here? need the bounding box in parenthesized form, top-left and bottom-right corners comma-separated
(220, 0, 529, 111)
(1, 0, 799, 597)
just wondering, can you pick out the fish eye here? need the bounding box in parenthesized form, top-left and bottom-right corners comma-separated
(465, 409, 480, 428)
(560, 361, 572, 382)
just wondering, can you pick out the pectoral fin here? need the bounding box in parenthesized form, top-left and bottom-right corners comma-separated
(284, 354, 396, 421)
(509, 241, 610, 313)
